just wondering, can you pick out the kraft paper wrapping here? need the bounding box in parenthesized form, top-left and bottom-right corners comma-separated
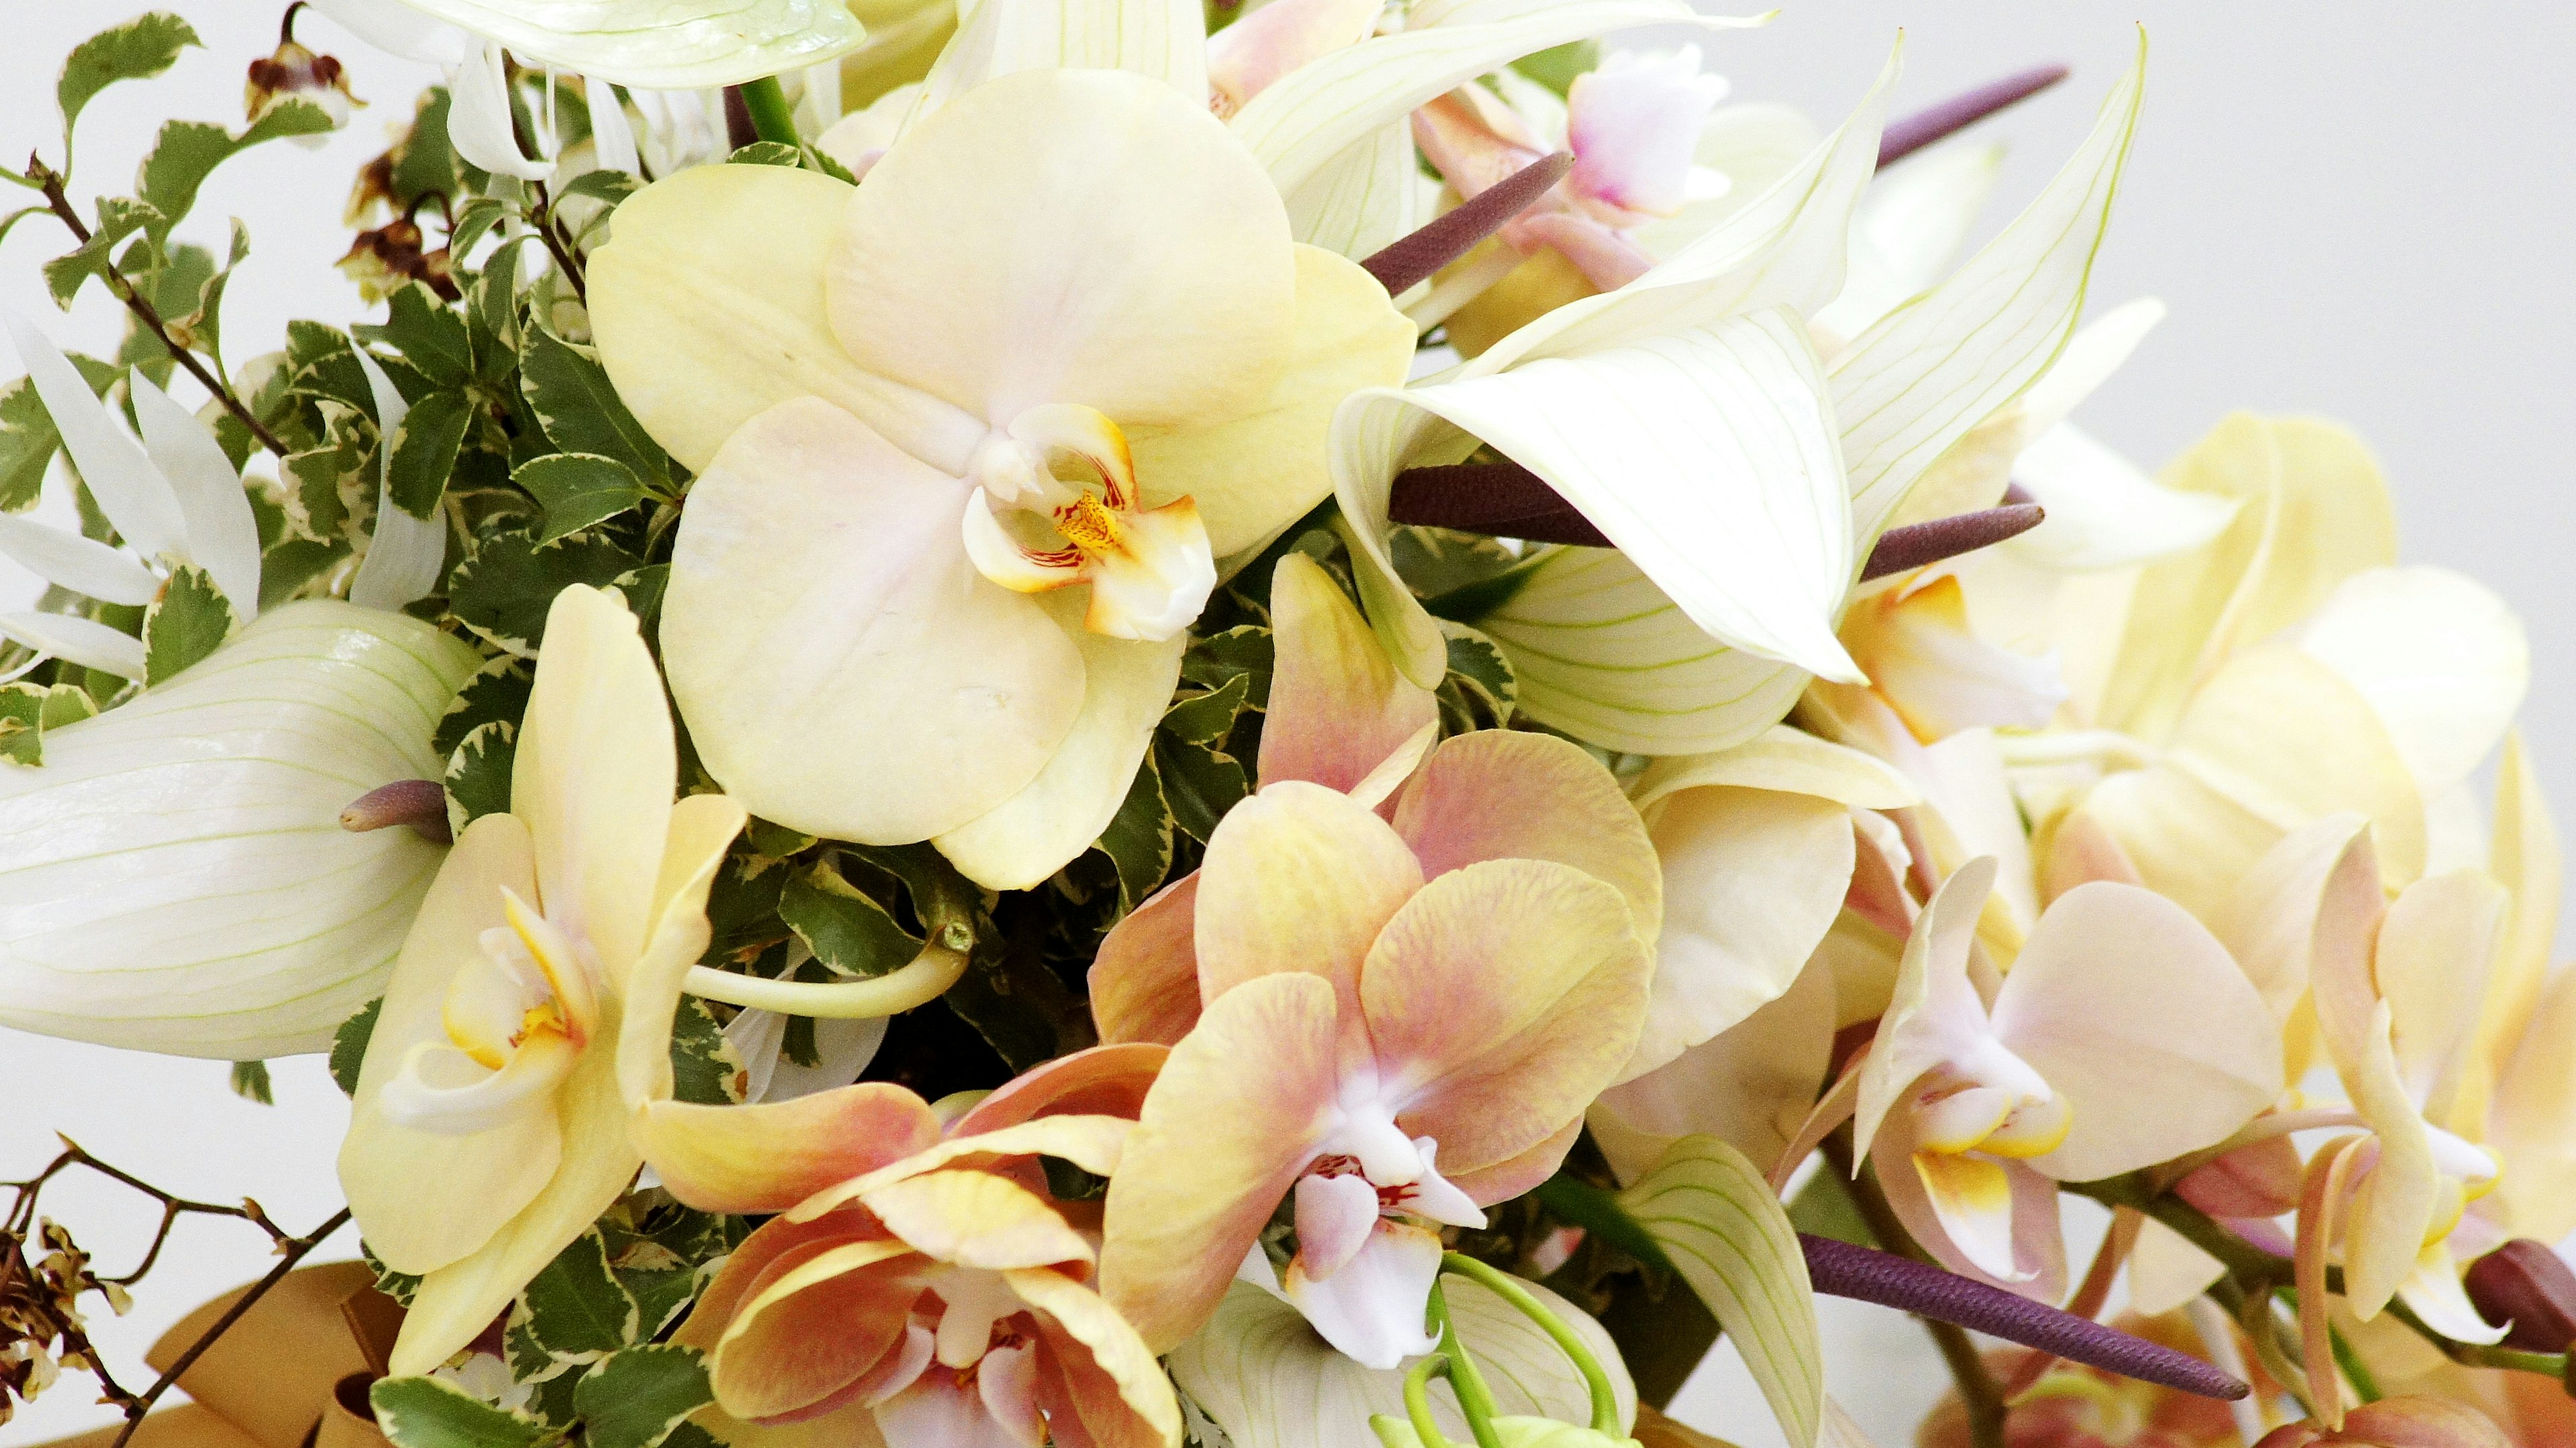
(34, 1262, 399, 1448)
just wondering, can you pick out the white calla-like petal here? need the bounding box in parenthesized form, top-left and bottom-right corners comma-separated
(0, 611, 148, 679)
(1813, 138, 2004, 342)
(384, 0, 864, 88)
(0, 601, 479, 1057)
(0, 514, 160, 607)
(350, 350, 450, 612)
(917, 0, 1208, 121)
(447, 40, 557, 182)
(2005, 421, 2239, 571)
(128, 372, 263, 619)
(303, 0, 472, 64)
(5, 313, 186, 562)
(583, 75, 641, 174)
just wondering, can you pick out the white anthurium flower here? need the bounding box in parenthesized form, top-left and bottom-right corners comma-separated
(905, 0, 1210, 128)
(312, 0, 867, 88)
(1169, 1274, 1633, 1448)
(720, 997, 889, 1103)
(0, 315, 266, 678)
(0, 600, 479, 1058)
(587, 68, 1415, 890)
(1336, 38, 2147, 759)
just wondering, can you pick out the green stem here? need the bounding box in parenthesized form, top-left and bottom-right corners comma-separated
(737, 76, 802, 146)
(1428, 1282, 1506, 1448)
(1404, 1356, 1458, 1448)
(1440, 1252, 1620, 1435)
(2328, 1321, 2381, 1403)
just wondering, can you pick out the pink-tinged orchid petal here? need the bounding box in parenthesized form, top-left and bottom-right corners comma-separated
(1911, 1147, 2025, 1283)
(953, 1043, 1167, 1136)
(2039, 811, 2142, 904)
(1293, 1172, 1383, 1280)
(862, 1170, 1096, 1270)
(634, 1084, 943, 1214)
(1507, 211, 1658, 292)
(2341, 1004, 2443, 1320)
(1446, 1115, 1587, 1206)
(978, 1341, 1045, 1447)
(2295, 1134, 2369, 1429)
(1010, 1266, 1185, 1448)
(1839, 575, 2068, 743)
(2175, 1136, 2304, 1220)
(2218, 813, 2380, 1028)
(1194, 781, 1424, 1023)
(1564, 47, 1727, 223)
(714, 1239, 927, 1420)
(875, 1374, 1027, 1448)
(679, 1206, 885, 1351)
(1412, 87, 1548, 203)
(1089, 874, 1203, 1045)
(1282, 1218, 1446, 1371)
(853, 1323, 936, 1409)
(1362, 858, 1652, 1182)
(1102, 972, 1341, 1352)
(1854, 858, 1999, 1161)
(1392, 730, 1662, 945)
(791, 1117, 1138, 1222)
(1870, 1110, 2065, 1300)
(1258, 552, 1438, 796)
(1991, 881, 2284, 1184)
(1203, 0, 1380, 117)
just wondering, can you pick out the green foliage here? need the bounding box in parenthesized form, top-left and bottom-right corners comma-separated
(517, 326, 669, 483)
(1438, 621, 1518, 733)
(435, 656, 533, 757)
(58, 13, 199, 141)
(360, 285, 476, 389)
(574, 1347, 712, 1448)
(386, 390, 477, 519)
(330, 998, 382, 1097)
(667, 997, 745, 1106)
(136, 101, 334, 245)
(0, 682, 95, 767)
(445, 719, 517, 826)
(725, 142, 802, 168)
(447, 527, 643, 654)
(371, 1376, 548, 1448)
(1095, 751, 1173, 913)
(1511, 40, 1601, 98)
(781, 856, 922, 977)
(518, 453, 647, 544)
(0, 380, 58, 513)
(227, 1060, 272, 1104)
(142, 565, 237, 685)
(516, 1229, 636, 1358)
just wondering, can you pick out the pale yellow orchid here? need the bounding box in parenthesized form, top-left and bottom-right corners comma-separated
(337, 584, 747, 1376)
(588, 68, 1413, 892)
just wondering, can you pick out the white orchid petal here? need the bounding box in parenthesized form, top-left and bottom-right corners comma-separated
(0, 601, 479, 1057)
(1813, 138, 2005, 341)
(0, 514, 160, 607)
(302, 0, 472, 64)
(2005, 421, 2240, 571)
(5, 314, 186, 562)
(127, 372, 263, 619)
(1281, 1219, 1444, 1370)
(447, 41, 557, 182)
(0, 611, 146, 679)
(582, 75, 641, 174)
(349, 350, 449, 612)
(1831, 35, 2147, 539)
(389, 0, 863, 88)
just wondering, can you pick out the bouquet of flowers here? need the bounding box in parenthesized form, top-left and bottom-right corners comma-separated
(0, 3, 2563, 1447)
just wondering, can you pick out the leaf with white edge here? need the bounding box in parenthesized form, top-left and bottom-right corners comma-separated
(0, 685, 45, 767)
(350, 350, 448, 611)
(4, 313, 186, 560)
(371, 1374, 548, 1448)
(1831, 33, 2146, 540)
(58, 12, 200, 139)
(445, 718, 517, 827)
(359, 285, 476, 389)
(1230, 0, 1747, 201)
(1095, 749, 1173, 913)
(144, 564, 239, 685)
(129, 372, 262, 619)
(667, 996, 743, 1106)
(0, 378, 59, 511)
(0, 611, 146, 680)
(922, 0, 1209, 118)
(515, 1228, 640, 1357)
(444, 527, 641, 654)
(1171, 1273, 1634, 1448)
(0, 511, 159, 605)
(388, 0, 866, 89)
(386, 390, 475, 519)
(434, 655, 533, 757)
(1617, 1135, 1821, 1448)
(517, 452, 647, 544)
(519, 325, 671, 482)
(331, 996, 382, 1096)
(573, 1345, 713, 1448)
(779, 858, 920, 977)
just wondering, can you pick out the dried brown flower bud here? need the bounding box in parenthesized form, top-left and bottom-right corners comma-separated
(2463, 1237, 2576, 1353)
(337, 219, 459, 303)
(2251, 1396, 2510, 1447)
(246, 38, 360, 130)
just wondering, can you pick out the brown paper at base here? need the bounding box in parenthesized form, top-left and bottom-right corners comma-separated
(33, 1403, 267, 1448)
(144, 1261, 376, 1448)
(1631, 1404, 1746, 1448)
(313, 1374, 392, 1448)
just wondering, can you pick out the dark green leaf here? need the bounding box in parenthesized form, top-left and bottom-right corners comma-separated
(573, 1345, 712, 1448)
(372, 1376, 547, 1448)
(435, 656, 532, 757)
(613, 564, 668, 635)
(726, 142, 801, 167)
(516, 1230, 637, 1356)
(780, 859, 920, 978)
(468, 246, 521, 382)
(555, 169, 641, 206)
(330, 998, 382, 1097)
(667, 997, 744, 1106)
(447, 197, 505, 261)
(1436, 620, 1517, 733)
(1179, 624, 1275, 707)
(59, 13, 200, 138)
(445, 719, 515, 825)
(144, 565, 238, 685)
(0, 684, 45, 767)
(0, 379, 59, 512)
(446, 527, 642, 652)
(1155, 733, 1248, 844)
(517, 453, 645, 544)
(1093, 751, 1172, 914)
(228, 1060, 273, 1104)
(519, 326, 668, 480)
(386, 390, 476, 518)
(360, 284, 476, 388)
(1163, 673, 1250, 747)
(260, 537, 344, 610)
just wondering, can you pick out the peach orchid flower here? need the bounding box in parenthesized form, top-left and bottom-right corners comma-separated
(1086, 560, 1658, 1368)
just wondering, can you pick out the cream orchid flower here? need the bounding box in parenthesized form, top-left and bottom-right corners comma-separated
(1089, 601, 1657, 1364)
(338, 584, 747, 1376)
(1850, 856, 2282, 1298)
(586, 68, 1413, 892)
(1335, 40, 2147, 758)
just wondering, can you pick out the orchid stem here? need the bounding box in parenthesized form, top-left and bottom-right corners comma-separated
(737, 76, 802, 146)
(1440, 1252, 1621, 1435)
(1402, 1357, 1460, 1448)
(1427, 1281, 1507, 1448)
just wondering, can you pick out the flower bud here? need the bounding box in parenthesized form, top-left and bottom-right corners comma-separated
(246, 38, 360, 133)
(2251, 1397, 2511, 1447)
(2463, 1238, 2576, 1353)
(337, 219, 460, 303)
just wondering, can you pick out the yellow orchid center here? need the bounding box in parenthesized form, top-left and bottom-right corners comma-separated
(1908, 1053, 2074, 1163)
(960, 403, 1216, 643)
(378, 886, 600, 1135)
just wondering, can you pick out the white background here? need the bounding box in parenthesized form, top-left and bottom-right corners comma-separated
(1, 3, 2568, 1445)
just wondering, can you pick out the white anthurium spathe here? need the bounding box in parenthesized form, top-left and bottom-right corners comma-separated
(317, 0, 867, 87)
(587, 68, 1414, 892)
(906, 0, 1209, 130)
(340, 585, 746, 1376)
(1169, 1274, 1633, 1448)
(1335, 39, 2146, 759)
(0, 600, 479, 1058)
(0, 315, 266, 677)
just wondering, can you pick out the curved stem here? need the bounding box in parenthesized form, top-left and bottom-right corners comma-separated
(1428, 1281, 1505, 1448)
(736, 76, 802, 146)
(1403, 1356, 1458, 1448)
(1440, 1252, 1619, 1434)
(684, 943, 965, 1017)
